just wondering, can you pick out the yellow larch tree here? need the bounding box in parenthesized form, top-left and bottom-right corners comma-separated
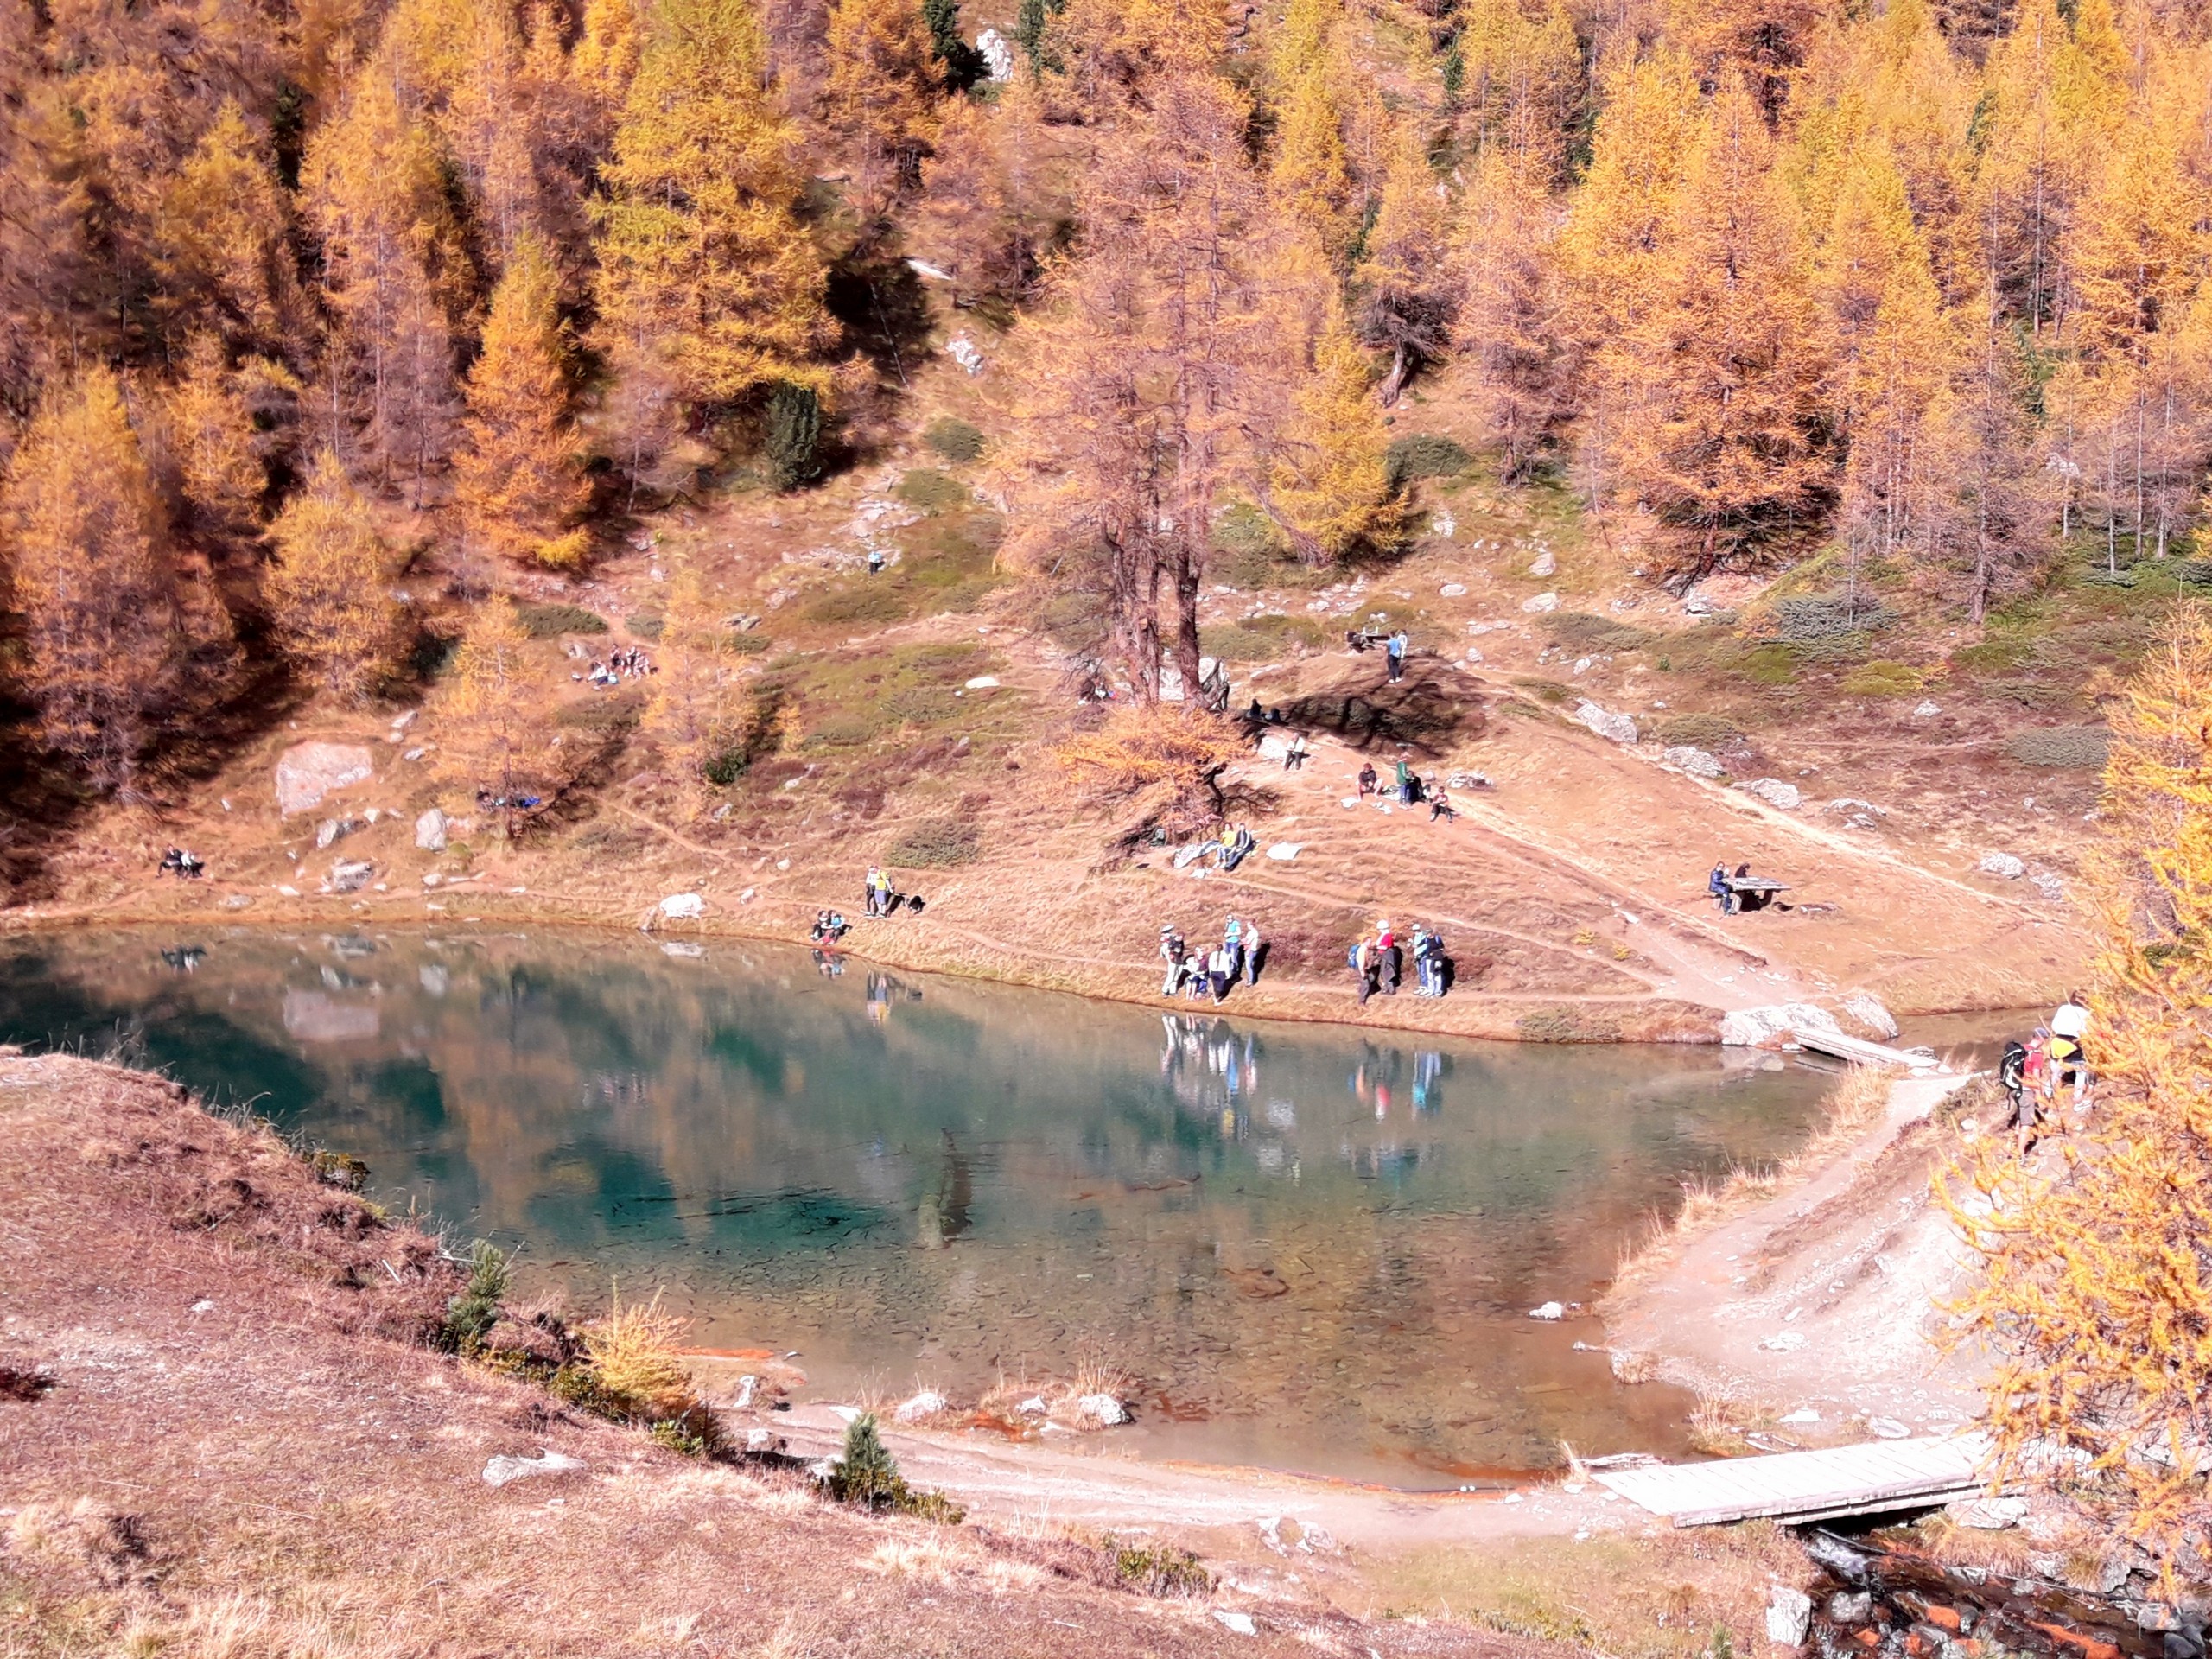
(644, 556, 746, 816)
(1458, 149, 1565, 481)
(1352, 123, 1456, 405)
(0, 366, 191, 794)
(162, 333, 269, 531)
(592, 0, 832, 410)
(455, 233, 591, 568)
(1614, 73, 1834, 577)
(823, 0, 944, 213)
(572, 0, 645, 99)
(437, 596, 551, 824)
(1454, 0, 1582, 187)
(1272, 66, 1354, 264)
(265, 448, 402, 701)
(153, 100, 301, 354)
(1944, 601, 2212, 1575)
(1270, 300, 1398, 563)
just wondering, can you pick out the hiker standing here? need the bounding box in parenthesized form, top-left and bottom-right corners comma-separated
(1376, 922, 1401, 995)
(1207, 941, 1233, 1004)
(1395, 758, 1414, 806)
(865, 866, 885, 918)
(2050, 993, 2091, 1105)
(1385, 630, 1408, 683)
(2000, 1037, 2039, 1153)
(1351, 938, 1377, 1006)
(1223, 915, 1244, 979)
(1242, 921, 1263, 986)
(1159, 926, 1188, 997)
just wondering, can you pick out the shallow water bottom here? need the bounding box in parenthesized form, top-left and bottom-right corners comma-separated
(0, 926, 1847, 1486)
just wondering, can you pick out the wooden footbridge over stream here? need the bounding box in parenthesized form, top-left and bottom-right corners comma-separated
(1593, 1434, 1995, 1528)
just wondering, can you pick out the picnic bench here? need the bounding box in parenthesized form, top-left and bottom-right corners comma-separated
(1722, 876, 1789, 913)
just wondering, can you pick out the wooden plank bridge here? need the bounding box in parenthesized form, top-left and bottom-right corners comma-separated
(1592, 1434, 1995, 1528)
(1789, 1027, 1949, 1071)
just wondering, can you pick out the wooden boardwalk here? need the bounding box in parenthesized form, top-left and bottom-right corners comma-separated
(1592, 1434, 1994, 1528)
(1790, 1027, 1948, 1071)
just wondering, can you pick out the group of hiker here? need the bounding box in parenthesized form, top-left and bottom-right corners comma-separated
(1345, 627, 1412, 683)
(1999, 994, 2094, 1150)
(578, 645, 654, 689)
(810, 909, 849, 944)
(1160, 917, 1265, 1003)
(1357, 758, 1455, 823)
(861, 866, 925, 918)
(1348, 920, 1451, 1004)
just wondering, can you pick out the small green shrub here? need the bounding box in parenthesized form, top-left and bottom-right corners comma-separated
(1656, 712, 1740, 748)
(825, 1414, 968, 1521)
(923, 417, 986, 464)
(1511, 677, 1573, 705)
(897, 468, 969, 513)
(516, 603, 608, 639)
(728, 630, 769, 655)
(439, 1240, 511, 1353)
(626, 613, 664, 640)
(2007, 725, 2109, 767)
(1768, 595, 1891, 645)
(1739, 643, 1799, 684)
(1840, 660, 1927, 697)
(886, 817, 981, 868)
(1108, 1539, 1212, 1596)
(805, 583, 908, 625)
(309, 1149, 369, 1189)
(1541, 613, 1656, 653)
(1384, 433, 1471, 488)
(764, 382, 823, 492)
(883, 686, 958, 724)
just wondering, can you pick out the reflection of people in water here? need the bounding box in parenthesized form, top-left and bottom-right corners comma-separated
(1412, 1051, 1443, 1115)
(917, 1129, 973, 1249)
(811, 949, 843, 978)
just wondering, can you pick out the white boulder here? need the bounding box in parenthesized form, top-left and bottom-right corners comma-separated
(659, 892, 707, 919)
(2031, 870, 2065, 902)
(894, 1389, 950, 1423)
(1719, 1002, 1843, 1048)
(1430, 512, 1456, 539)
(482, 1450, 585, 1488)
(1521, 591, 1560, 613)
(1529, 1300, 1565, 1320)
(1766, 1586, 1812, 1647)
(416, 808, 448, 852)
(1913, 700, 1942, 718)
(1265, 843, 1301, 861)
(1528, 550, 1556, 577)
(976, 25, 1013, 79)
(1978, 852, 2024, 880)
(1840, 991, 1899, 1039)
(328, 860, 374, 893)
(1663, 746, 1726, 779)
(1076, 1393, 1129, 1427)
(276, 741, 373, 817)
(1573, 701, 1638, 745)
(1735, 778, 1802, 810)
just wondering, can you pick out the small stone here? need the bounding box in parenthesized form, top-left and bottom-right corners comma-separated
(416, 809, 448, 852)
(1265, 843, 1301, 861)
(1464, 647, 1484, 664)
(1529, 550, 1556, 578)
(744, 1427, 786, 1454)
(191, 1299, 215, 1313)
(1913, 700, 1942, 718)
(329, 861, 374, 893)
(1016, 1395, 1047, 1415)
(894, 1389, 950, 1423)
(1439, 582, 1466, 597)
(482, 1451, 585, 1488)
(1766, 1586, 1812, 1647)
(1213, 1612, 1257, 1637)
(1573, 701, 1638, 745)
(1529, 1301, 1565, 1320)
(963, 676, 1000, 690)
(276, 884, 300, 899)
(1867, 1416, 1914, 1440)
(2031, 870, 2065, 901)
(1841, 991, 1900, 1039)
(1978, 852, 2025, 880)
(1663, 746, 1726, 779)
(1522, 591, 1560, 613)
(275, 741, 374, 817)
(1947, 1496, 2028, 1530)
(1430, 512, 1456, 539)
(1759, 1331, 1808, 1351)
(1735, 778, 1802, 810)
(1077, 1393, 1129, 1426)
(1828, 1591, 1873, 1624)
(1780, 1408, 1821, 1425)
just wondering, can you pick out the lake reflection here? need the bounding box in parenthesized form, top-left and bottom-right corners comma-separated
(0, 928, 1834, 1484)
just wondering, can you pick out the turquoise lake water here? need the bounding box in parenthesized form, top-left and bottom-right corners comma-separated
(0, 926, 1842, 1485)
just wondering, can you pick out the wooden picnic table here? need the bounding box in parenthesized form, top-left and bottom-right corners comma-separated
(1722, 875, 1789, 912)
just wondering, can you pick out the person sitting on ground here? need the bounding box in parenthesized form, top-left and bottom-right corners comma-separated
(1428, 784, 1454, 823)
(1284, 732, 1310, 771)
(1357, 761, 1378, 798)
(1246, 697, 1265, 728)
(1218, 823, 1255, 872)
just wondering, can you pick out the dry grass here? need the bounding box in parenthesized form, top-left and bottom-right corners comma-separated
(1364, 1523, 1807, 1659)
(1602, 1065, 1897, 1316)
(974, 1363, 1135, 1432)
(861, 1536, 1050, 1593)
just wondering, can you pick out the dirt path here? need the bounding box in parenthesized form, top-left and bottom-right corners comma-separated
(1600, 1071, 1989, 1437)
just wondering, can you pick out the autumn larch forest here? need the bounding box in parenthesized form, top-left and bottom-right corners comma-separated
(0, 0, 2206, 814)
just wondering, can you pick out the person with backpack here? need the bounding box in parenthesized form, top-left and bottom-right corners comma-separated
(1159, 927, 1189, 997)
(1350, 938, 1376, 1006)
(1999, 1037, 2038, 1151)
(2050, 993, 2091, 1105)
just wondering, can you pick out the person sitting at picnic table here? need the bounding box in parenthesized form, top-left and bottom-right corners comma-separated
(1709, 861, 1729, 912)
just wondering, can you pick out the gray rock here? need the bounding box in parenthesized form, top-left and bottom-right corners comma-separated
(1979, 852, 2025, 880)
(1913, 700, 1942, 717)
(1945, 1497, 2027, 1530)
(329, 860, 374, 893)
(315, 817, 361, 850)
(1828, 1592, 1873, 1623)
(1573, 700, 1638, 745)
(1663, 745, 1726, 779)
(1522, 591, 1559, 613)
(894, 1389, 949, 1423)
(1528, 550, 1556, 577)
(482, 1450, 585, 1488)
(1719, 1002, 1842, 1047)
(1735, 778, 1802, 810)
(1077, 1393, 1129, 1426)
(1766, 1586, 1812, 1646)
(275, 741, 374, 817)
(416, 808, 448, 852)
(1841, 991, 1900, 1040)
(2031, 870, 2065, 901)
